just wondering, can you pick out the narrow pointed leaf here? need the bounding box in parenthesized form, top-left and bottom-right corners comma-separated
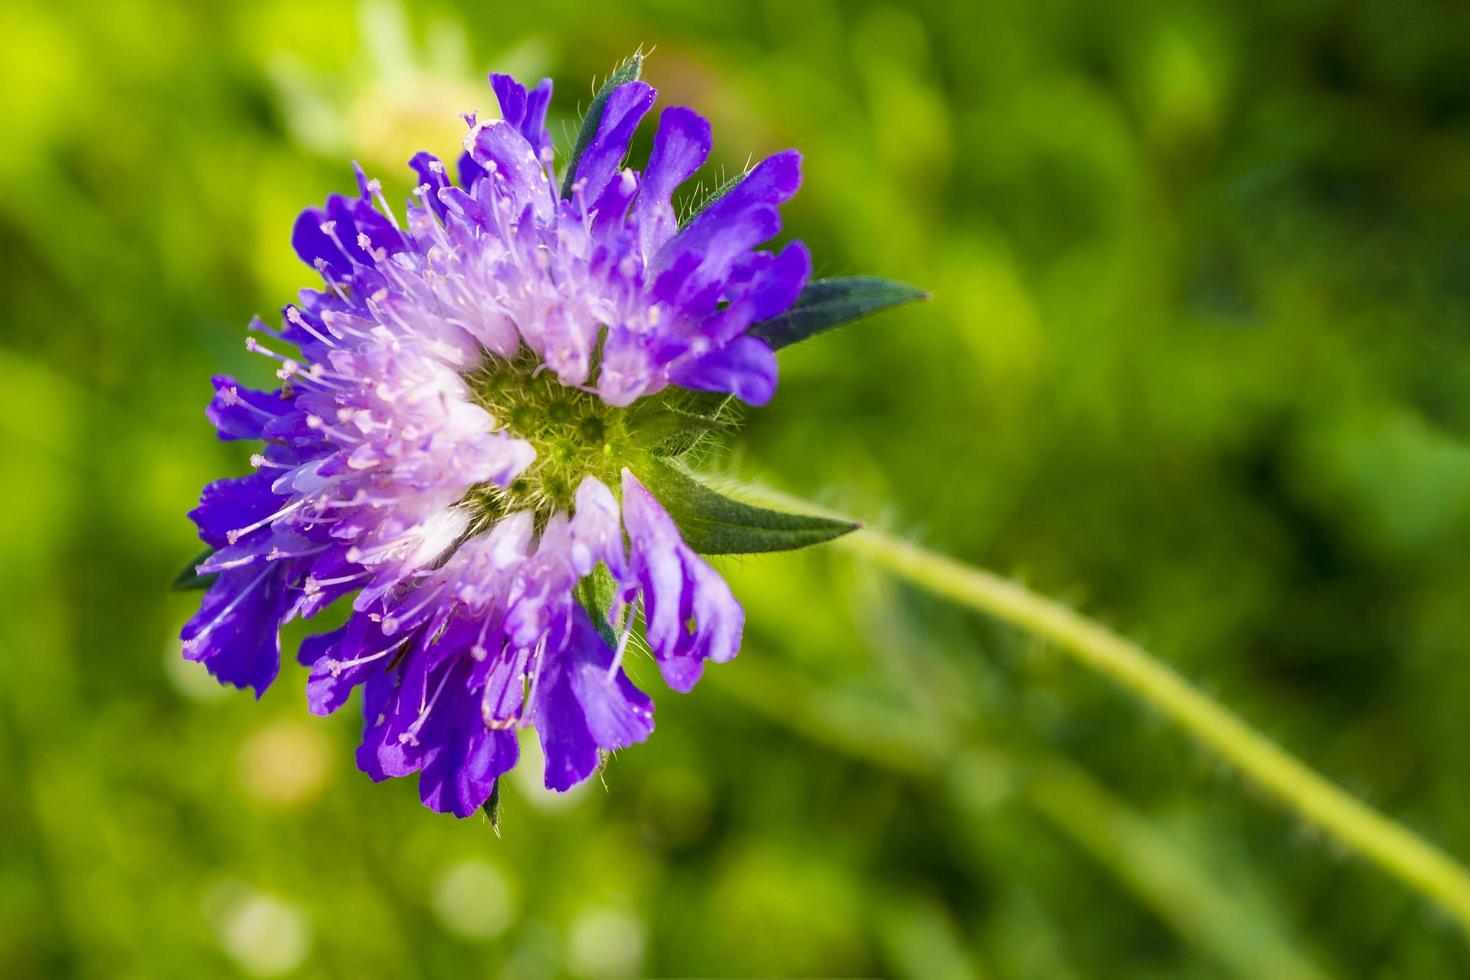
(171, 547, 217, 591)
(749, 276, 929, 351)
(635, 459, 858, 555)
(561, 52, 643, 199)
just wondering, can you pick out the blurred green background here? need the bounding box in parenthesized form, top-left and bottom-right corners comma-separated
(5, 0, 1470, 976)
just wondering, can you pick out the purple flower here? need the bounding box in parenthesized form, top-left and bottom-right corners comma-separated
(181, 68, 810, 816)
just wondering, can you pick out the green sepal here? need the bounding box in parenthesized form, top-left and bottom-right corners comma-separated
(480, 780, 502, 836)
(171, 547, 217, 592)
(749, 276, 929, 351)
(679, 169, 743, 228)
(561, 52, 644, 199)
(575, 563, 621, 649)
(638, 410, 729, 461)
(627, 389, 736, 460)
(633, 459, 858, 555)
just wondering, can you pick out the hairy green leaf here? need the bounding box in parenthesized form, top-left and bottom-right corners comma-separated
(560, 52, 643, 199)
(749, 276, 929, 351)
(679, 169, 744, 228)
(634, 459, 858, 555)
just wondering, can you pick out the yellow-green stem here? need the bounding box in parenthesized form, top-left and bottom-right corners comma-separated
(732, 482, 1470, 934)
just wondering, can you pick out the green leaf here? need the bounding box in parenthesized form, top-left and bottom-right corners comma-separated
(171, 547, 217, 591)
(749, 276, 929, 351)
(560, 52, 644, 199)
(633, 459, 858, 555)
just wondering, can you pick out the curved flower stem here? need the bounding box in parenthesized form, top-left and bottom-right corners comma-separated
(729, 482, 1470, 933)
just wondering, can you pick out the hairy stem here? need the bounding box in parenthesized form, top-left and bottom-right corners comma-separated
(732, 482, 1470, 934)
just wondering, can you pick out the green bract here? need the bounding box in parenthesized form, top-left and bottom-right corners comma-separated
(750, 276, 930, 351)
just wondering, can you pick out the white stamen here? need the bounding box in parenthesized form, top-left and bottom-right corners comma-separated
(225, 496, 308, 545)
(400, 666, 455, 745)
(325, 640, 401, 676)
(182, 566, 273, 649)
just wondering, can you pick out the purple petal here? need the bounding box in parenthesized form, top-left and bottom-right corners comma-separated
(291, 206, 349, 277)
(485, 74, 553, 161)
(681, 547, 743, 665)
(325, 194, 405, 265)
(303, 615, 398, 716)
(465, 119, 551, 218)
(573, 81, 656, 205)
(408, 151, 451, 219)
(623, 487, 689, 658)
(504, 552, 576, 651)
(652, 150, 801, 283)
(479, 644, 530, 726)
(668, 335, 779, 406)
(489, 73, 527, 128)
(417, 664, 520, 818)
(272, 304, 334, 359)
(180, 565, 291, 697)
(685, 150, 802, 230)
(621, 470, 746, 691)
(635, 107, 711, 259)
(189, 472, 285, 549)
(297, 625, 344, 668)
(654, 205, 783, 315)
(197, 528, 315, 576)
(522, 78, 553, 158)
(568, 476, 624, 576)
(741, 240, 812, 327)
(690, 240, 812, 351)
(366, 646, 434, 779)
(590, 168, 639, 235)
(595, 329, 660, 407)
(419, 725, 518, 818)
(206, 375, 292, 441)
(355, 671, 398, 782)
(456, 149, 486, 191)
(533, 608, 654, 791)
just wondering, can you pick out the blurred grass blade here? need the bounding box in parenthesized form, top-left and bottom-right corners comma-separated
(715, 657, 1326, 980)
(1023, 759, 1328, 980)
(635, 460, 857, 554)
(750, 276, 929, 351)
(560, 51, 643, 199)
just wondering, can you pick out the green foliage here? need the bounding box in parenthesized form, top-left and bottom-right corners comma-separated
(633, 458, 858, 554)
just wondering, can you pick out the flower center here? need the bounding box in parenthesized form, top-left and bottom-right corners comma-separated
(462, 349, 731, 527)
(464, 352, 631, 522)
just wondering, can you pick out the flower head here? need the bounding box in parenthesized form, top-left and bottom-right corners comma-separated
(182, 65, 809, 816)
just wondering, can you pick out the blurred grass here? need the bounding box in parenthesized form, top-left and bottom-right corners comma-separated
(4, 0, 1470, 976)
